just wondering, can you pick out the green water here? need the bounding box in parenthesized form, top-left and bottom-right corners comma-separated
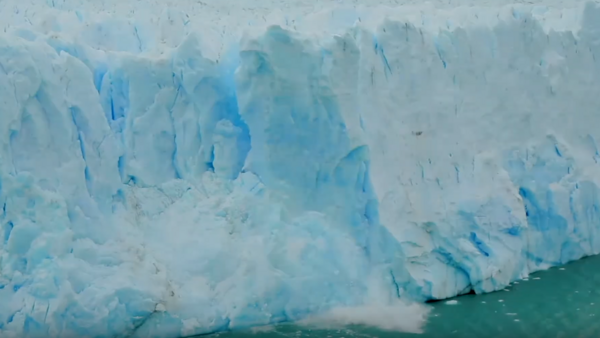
(210, 254, 600, 338)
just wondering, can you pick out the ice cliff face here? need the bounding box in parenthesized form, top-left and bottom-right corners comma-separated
(1, 0, 600, 337)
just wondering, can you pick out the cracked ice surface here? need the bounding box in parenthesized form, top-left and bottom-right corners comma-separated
(1, 0, 600, 337)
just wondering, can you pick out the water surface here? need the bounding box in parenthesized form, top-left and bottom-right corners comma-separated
(208, 254, 600, 338)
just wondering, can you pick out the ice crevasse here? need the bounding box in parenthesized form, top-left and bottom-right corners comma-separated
(1, 0, 600, 336)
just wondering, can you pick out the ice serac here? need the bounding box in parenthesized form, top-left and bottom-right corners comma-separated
(368, 2, 600, 299)
(1, 0, 600, 337)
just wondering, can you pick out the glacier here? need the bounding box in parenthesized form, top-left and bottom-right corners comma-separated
(1, 0, 600, 336)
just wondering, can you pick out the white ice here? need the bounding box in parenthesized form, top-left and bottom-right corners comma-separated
(1, 0, 600, 337)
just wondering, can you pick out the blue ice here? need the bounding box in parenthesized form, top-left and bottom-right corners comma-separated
(1, 1, 600, 337)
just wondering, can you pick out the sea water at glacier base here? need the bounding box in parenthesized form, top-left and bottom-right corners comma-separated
(210, 254, 600, 338)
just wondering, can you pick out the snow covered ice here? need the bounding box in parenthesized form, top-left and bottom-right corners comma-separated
(1, 0, 600, 337)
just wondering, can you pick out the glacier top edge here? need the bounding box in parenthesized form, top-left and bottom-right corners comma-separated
(0, 0, 596, 57)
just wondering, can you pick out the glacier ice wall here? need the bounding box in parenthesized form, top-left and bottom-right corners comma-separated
(1, 0, 600, 337)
